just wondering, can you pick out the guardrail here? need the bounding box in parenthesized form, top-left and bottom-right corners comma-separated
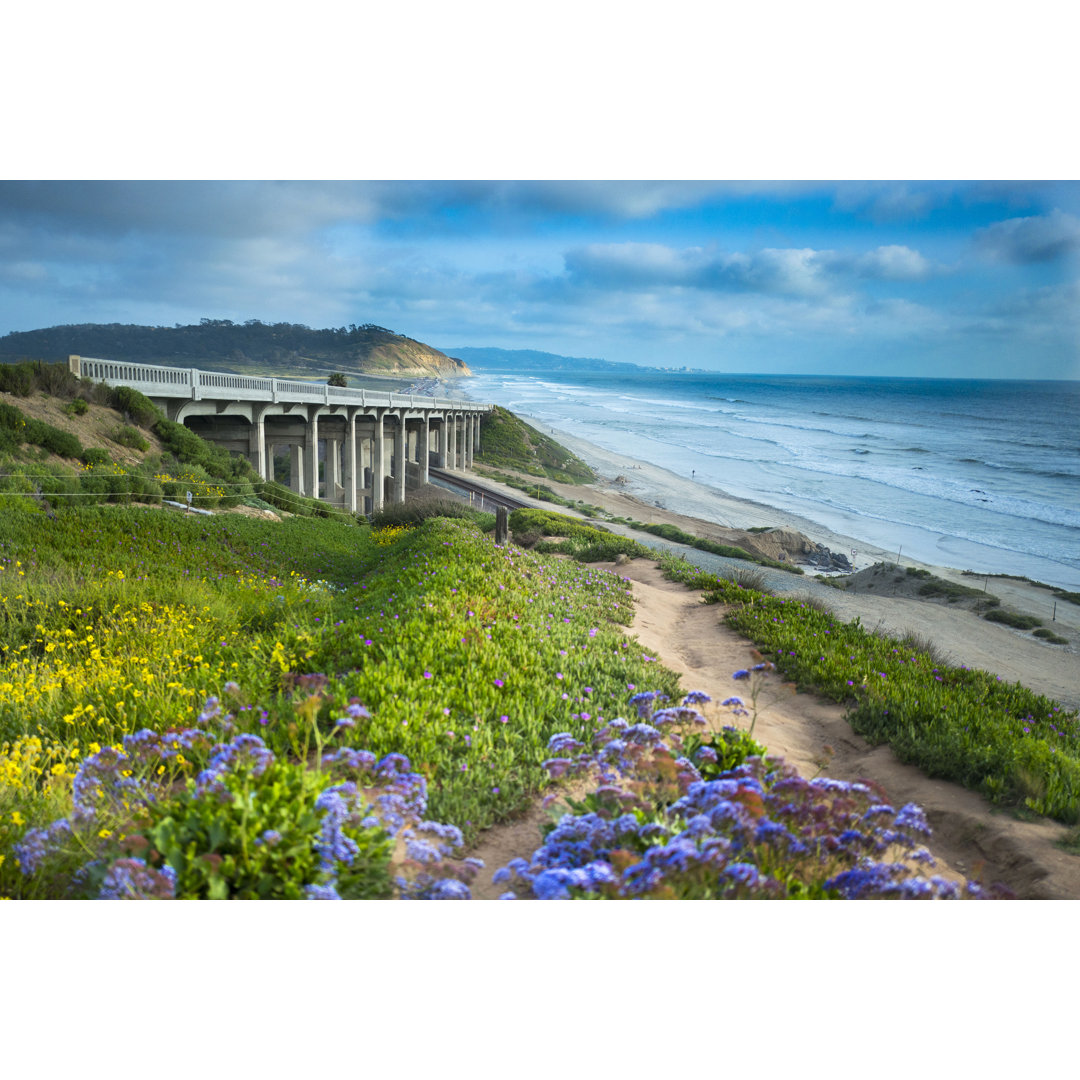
(69, 355, 491, 412)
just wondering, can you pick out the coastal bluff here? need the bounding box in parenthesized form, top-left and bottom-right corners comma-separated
(0, 320, 471, 381)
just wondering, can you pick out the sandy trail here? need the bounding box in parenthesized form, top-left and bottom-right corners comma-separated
(468, 559, 1080, 899)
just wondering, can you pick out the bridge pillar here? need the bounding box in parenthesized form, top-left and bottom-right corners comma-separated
(290, 444, 305, 496)
(250, 406, 270, 480)
(371, 412, 385, 513)
(393, 414, 406, 503)
(326, 437, 342, 503)
(464, 414, 473, 469)
(306, 409, 321, 500)
(344, 412, 358, 514)
(435, 420, 447, 468)
(419, 414, 430, 484)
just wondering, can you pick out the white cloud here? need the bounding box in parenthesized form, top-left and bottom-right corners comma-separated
(975, 209, 1080, 263)
(851, 245, 934, 280)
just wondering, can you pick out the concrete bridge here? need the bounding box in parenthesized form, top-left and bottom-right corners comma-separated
(68, 355, 493, 515)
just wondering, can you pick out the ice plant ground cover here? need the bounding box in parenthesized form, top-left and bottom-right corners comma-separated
(0, 504, 679, 897)
(660, 557, 1080, 824)
(0, 500, 1062, 899)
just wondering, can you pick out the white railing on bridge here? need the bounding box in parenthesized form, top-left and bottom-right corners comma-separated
(69, 356, 490, 412)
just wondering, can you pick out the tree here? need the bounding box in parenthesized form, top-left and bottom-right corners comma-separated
(328, 372, 347, 387)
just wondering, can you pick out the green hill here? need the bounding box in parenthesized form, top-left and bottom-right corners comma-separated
(0, 319, 472, 380)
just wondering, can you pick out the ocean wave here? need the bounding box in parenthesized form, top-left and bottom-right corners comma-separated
(773, 457, 1080, 530)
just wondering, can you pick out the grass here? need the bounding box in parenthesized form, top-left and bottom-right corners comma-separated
(658, 553, 1080, 825)
(625, 520, 802, 574)
(509, 507, 655, 562)
(1, 503, 681, 896)
(476, 406, 595, 483)
(983, 609, 1043, 630)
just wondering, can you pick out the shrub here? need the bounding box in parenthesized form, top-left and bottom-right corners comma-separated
(0, 362, 34, 396)
(64, 397, 89, 417)
(80, 447, 109, 466)
(109, 385, 161, 428)
(983, 609, 1043, 630)
(370, 497, 480, 529)
(111, 425, 151, 452)
(0, 402, 85, 460)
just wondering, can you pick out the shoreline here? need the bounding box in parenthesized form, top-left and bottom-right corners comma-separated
(458, 409, 1079, 711)
(445, 376, 1080, 592)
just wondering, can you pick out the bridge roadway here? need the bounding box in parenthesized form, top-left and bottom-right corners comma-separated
(68, 355, 493, 515)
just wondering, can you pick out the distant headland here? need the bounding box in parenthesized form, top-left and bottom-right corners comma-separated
(0, 319, 471, 381)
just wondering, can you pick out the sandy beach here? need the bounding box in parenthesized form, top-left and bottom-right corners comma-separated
(472, 413, 1079, 712)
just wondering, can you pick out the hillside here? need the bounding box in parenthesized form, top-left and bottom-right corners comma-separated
(0, 320, 472, 380)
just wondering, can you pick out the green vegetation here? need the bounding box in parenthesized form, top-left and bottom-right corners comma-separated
(0, 373, 344, 520)
(509, 507, 654, 562)
(0, 359, 82, 398)
(626, 520, 802, 574)
(983, 609, 1043, 630)
(0, 320, 463, 380)
(1033, 628, 1068, 645)
(475, 467, 606, 515)
(660, 555, 1080, 824)
(1, 505, 682, 897)
(0, 401, 83, 460)
(111, 424, 151, 452)
(911, 570, 996, 603)
(476, 406, 595, 483)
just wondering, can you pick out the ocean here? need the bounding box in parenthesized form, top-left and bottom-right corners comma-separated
(460, 370, 1080, 591)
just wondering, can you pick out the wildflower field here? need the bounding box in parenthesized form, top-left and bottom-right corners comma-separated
(662, 558, 1080, 824)
(1, 492, 1055, 899)
(0, 503, 682, 898)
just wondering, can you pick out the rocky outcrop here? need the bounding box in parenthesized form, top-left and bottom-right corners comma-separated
(727, 527, 852, 572)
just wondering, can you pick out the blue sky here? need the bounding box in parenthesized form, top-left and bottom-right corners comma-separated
(1, 180, 1077, 379)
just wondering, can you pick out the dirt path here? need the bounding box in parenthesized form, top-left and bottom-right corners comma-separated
(468, 560, 1080, 899)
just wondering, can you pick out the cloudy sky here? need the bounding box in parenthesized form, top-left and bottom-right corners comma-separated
(1, 180, 1077, 379)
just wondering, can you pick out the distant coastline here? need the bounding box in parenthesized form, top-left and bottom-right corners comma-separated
(457, 369, 1080, 593)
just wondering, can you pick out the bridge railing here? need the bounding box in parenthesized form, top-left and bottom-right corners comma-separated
(69, 356, 490, 412)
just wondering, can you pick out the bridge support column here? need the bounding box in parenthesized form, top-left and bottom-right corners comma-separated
(464, 414, 473, 469)
(435, 421, 447, 468)
(306, 410, 321, 500)
(371, 412, 384, 512)
(249, 410, 268, 479)
(393, 415, 406, 503)
(419, 415, 430, 484)
(326, 437, 342, 503)
(345, 413, 358, 513)
(290, 444, 305, 496)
